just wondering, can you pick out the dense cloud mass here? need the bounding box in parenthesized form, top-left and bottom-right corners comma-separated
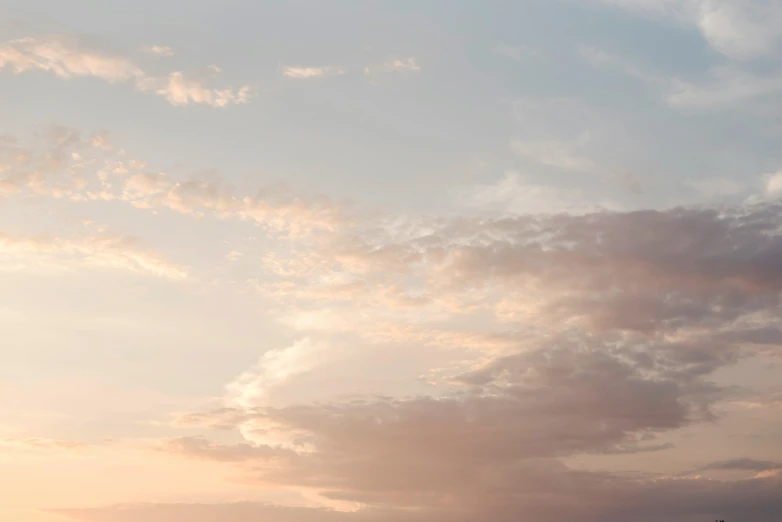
(142, 201, 782, 522)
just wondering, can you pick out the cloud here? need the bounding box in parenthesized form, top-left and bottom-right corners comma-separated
(143, 45, 174, 57)
(1, 126, 347, 237)
(158, 436, 294, 463)
(0, 230, 188, 280)
(0, 35, 252, 107)
(283, 66, 346, 79)
(364, 57, 420, 76)
(137, 72, 253, 107)
(687, 176, 746, 198)
(508, 97, 647, 186)
(117, 171, 345, 234)
(455, 171, 618, 215)
(667, 66, 782, 108)
(692, 0, 782, 60)
(601, 0, 782, 60)
(578, 45, 615, 66)
(58, 464, 782, 522)
(0, 125, 102, 199)
(577, 41, 782, 109)
(39, 186, 782, 522)
(0, 35, 143, 81)
(698, 458, 782, 471)
(225, 338, 330, 411)
(52, 474, 782, 522)
(765, 169, 782, 195)
(0, 437, 87, 451)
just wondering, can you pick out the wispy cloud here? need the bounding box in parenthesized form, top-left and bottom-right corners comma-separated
(282, 66, 346, 79)
(143, 45, 174, 58)
(0, 230, 188, 280)
(0, 35, 253, 107)
(364, 56, 421, 76)
(667, 66, 782, 108)
(0, 438, 88, 451)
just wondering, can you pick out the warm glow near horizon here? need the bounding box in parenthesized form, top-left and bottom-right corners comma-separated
(2, 1, 782, 521)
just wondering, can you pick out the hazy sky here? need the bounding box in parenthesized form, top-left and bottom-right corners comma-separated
(2, 1, 782, 521)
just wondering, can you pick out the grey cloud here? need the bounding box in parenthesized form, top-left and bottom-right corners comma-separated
(164, 341, 726, 510)
(62, 199, 782, 522)
(159, 436, 295, 462)
(698, 458, 782, 471)
(55, 472, 782, 522)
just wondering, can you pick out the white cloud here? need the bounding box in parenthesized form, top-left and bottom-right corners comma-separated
(283, 66, 346, 79)
(0, 35, 252, 107)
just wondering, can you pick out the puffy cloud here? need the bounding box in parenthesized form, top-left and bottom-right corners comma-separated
(0, 35, 252, 107)
(158, 331, 744, 516)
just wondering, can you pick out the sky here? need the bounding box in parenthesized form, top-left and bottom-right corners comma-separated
(1, 0, 782, 521)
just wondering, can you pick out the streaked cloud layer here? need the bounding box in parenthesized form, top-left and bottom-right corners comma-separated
(2, 1, 782, 521)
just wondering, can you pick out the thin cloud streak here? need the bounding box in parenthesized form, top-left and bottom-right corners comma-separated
(0, 35, 252, 107)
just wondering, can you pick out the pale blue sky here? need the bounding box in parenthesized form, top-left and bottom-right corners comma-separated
(4, 0, 781, 214)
